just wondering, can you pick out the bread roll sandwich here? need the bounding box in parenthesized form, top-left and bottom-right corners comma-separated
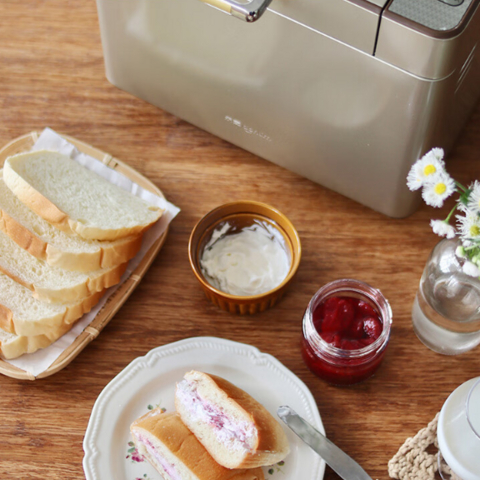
(130, 409, 265, 480)
(175, 371, 290, 469)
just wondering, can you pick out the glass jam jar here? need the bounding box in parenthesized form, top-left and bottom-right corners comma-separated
(302, 279, 392, 385)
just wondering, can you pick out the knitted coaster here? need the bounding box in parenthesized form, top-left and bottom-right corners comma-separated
(388, 413, 461, 480)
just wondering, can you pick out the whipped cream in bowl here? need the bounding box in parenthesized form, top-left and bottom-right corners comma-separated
(189, 201, 301, 314)
(200, 221, 291, 297)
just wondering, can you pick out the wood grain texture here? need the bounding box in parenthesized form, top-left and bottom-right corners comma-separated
(0, 1, 479, 479)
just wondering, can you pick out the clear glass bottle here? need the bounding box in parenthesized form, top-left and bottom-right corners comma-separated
(412, 238, 480, 355)
(301, 279, 392, 385)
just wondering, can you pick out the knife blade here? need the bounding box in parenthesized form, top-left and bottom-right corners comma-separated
(277, 405, 373, 480)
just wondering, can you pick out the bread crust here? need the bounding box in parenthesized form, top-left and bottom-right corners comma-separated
(0, 288, 104, 336)
(177, 371, 290, 469)
(131, 409, 265, 480)
(0, 320, 73, 360)
(0, 209, 46, 259)
(3, 160, 69, 227)
(0, 207, 143, 271)
(3, 154, 162, 241)
(0, 303, 13, 334)
(44, 232, 142, 271)
(68, 218, 154, 242)
(0, 259, 127, 304)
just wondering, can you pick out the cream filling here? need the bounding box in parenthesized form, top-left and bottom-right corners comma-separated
(200, 221, 291, 296)
(177, 379, 256, 452)
(135, 432, 182, 480)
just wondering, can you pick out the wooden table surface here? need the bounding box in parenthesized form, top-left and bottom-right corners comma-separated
(1, 1, 479, 479)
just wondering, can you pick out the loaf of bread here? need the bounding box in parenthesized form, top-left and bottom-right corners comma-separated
(3, 150, 163, 241)
(0, 173, 142, 272)
(0, 145, 167, 362)
(131, 409, 265, 480)
(175, 371, 290, 469)
(0, 270, 104, 337)
(0, 228, 126, 303)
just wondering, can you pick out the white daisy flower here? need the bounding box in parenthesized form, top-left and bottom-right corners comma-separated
(430, 148, 445, 161)
(456, 211, 480, 241)
(456, 199, 469, 213)
(407, 151, 446, 191)
(422, 172, 456, 208)
(462, 261, 480, 278)
(467, 180, 480, 215)
(430, 219, 456, 239)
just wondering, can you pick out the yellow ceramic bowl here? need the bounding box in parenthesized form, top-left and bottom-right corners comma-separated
(188, 200, 301, 314)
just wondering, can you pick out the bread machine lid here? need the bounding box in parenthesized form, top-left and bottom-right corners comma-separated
(202, 0, 389, 54)
(267, 0, 389, 54)
(375, 0, 480, 79)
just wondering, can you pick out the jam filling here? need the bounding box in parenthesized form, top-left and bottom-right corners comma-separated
(313, 296, 383, 350)
(135, 433, 181, 480)
(177, 380, 254, 451)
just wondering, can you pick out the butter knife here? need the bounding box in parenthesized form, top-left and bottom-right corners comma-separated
(277, 406, 373, 480)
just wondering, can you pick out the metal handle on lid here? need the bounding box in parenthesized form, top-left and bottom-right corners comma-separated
(200, 0, 273, 22)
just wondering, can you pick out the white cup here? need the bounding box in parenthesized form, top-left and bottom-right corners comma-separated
(437, 377, 480, 480)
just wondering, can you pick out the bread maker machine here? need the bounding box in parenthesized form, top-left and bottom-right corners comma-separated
(96, 0, 480, 217)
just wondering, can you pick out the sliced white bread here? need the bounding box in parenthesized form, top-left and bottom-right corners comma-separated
(0, 319, 74, 360)
(130, 409, 265, 480)
(0, 228, 126, 303)
(0, 173, 142, 272)
(175, 371, 290, 469)
(0, 271, 103, 336)
(3, 150, 163, 241)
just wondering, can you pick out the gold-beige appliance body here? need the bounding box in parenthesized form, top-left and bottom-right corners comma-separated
(96, 0, 480, 217)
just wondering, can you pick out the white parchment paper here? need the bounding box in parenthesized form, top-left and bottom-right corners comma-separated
(5, 128, 180, 377)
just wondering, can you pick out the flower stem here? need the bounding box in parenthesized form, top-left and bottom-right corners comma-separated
(445, 204, 458, 223)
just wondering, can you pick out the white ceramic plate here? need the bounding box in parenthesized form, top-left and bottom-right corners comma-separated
(83, 336, 325, 480)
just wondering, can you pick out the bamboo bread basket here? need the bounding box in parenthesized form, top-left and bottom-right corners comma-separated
(0, 132, 168, 380)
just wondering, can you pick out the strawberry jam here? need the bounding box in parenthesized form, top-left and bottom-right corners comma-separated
(302, 279, 392, 385)
(314, 297, 383, 349)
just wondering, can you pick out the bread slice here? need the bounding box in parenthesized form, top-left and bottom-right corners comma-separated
(131, 409, 265, 480)
(0, 173, 142, 272)
(0, 271, 103, 336)
(175, 371, 290, 469)
(0, 319, 74, 360)
(3, 150, 163, 241)
(0, 228, 126, 303)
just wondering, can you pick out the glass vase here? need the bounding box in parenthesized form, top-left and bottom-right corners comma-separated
(412, 238, 480, 355)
